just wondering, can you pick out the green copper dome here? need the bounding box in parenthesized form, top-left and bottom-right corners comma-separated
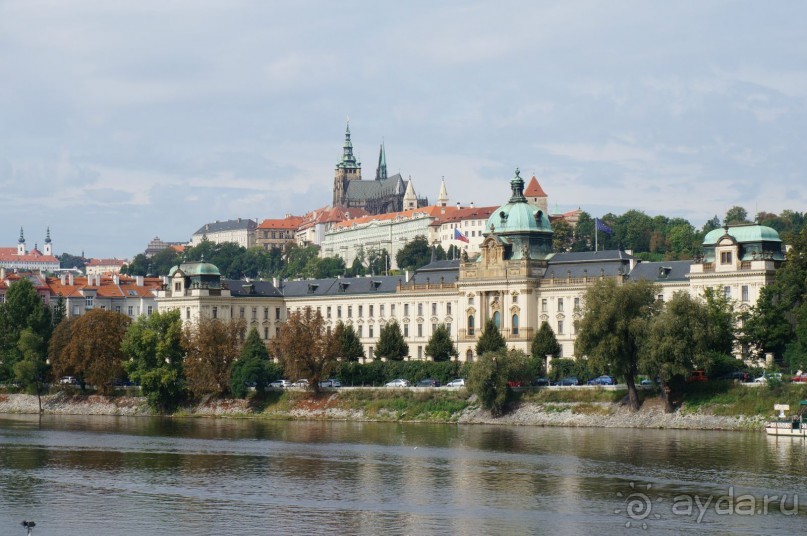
(169, 261, 221, 277)
(703, 224, 782, 245)
(485, 169, 553, 234)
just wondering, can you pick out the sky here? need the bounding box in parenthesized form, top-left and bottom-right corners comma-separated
(1, 1, 805, 259)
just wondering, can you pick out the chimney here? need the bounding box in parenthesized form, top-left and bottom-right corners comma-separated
(272, 277, 279, 288)
(68, 272, 74, 286)
(136, 275, 144, 286)
(470, 201, 475, 208)
(0, 268, 5, 280)
(60, 273, 66, 285)
(113, 274, 120, 285)
(405, 270, 411, 283)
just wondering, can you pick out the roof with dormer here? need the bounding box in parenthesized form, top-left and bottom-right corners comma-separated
(193, 218, 257, 236)
(703, 224, 782, 245)
(258, 215, 304, 230)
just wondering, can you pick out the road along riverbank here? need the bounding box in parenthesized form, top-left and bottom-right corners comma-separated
(0, 386, 777, 431)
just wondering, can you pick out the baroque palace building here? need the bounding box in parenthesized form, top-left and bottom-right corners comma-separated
(156, 170, 785, 365)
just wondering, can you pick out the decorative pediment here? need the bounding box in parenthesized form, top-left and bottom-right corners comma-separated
(572, 313, 582, 321)
(466, 306, 477, 315)
(539, 314, 549, 322)
(555, 313, 566, 320)
(510, 305, 521, 314)
(415, 316, 425, 324)
(430, 316, 440, 324)
(401, 317, 410, 324)
(444, 315, 453, 323)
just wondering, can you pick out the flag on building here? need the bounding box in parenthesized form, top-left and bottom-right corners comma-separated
(453, 228, 470, 243)
(595, 218, 612, 234)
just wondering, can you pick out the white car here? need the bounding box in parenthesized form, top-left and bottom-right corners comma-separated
(60, 376, 77, 385)
(446, 378, 466, 387)
(292, 379, 309, 388)
(385, 379, 410, 388)
(269, 379, 291, 389)
(754, 373, 783, 383)
(319, 379, 342, 388)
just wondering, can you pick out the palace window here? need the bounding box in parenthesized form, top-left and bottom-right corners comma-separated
(493, 311, 501, 329)
(369, 326, 374, 338)
(86, 296, 94, 308)
(404, 303, 410, 316)
(742, 285, 749, 302)
(337, 306, 342, 318)
(404, 324, 409, 337)
(348, 306, 352, 318)
(264, 307, 269, 320)
(720, 251, 733, 265)
(369, 305, 374, 317)
(446, 303, 452, 315)
(358, 325, 363, 337)
(185, 307, 190, 320)
(558, 298, 564, 312)
(380, 305, 385, 317)
(212, 306, 218, 319)
(418, 323, 423, 337)
(574, 297, 580, 311)
(467, 315, 475, 336)
(276, 307, 281, 320)
(558, 320, 564, 334)
(359, 305, 363, 317)
(512, 314, 519, 336)
(724, 286, 731, 300)
(541, 299, 547, 312)
(418, 303, 423, 316)
(252, 307, 257, 320)
(432, 303, 437, 316)
(327, 306, 332, 318)
(391, 304, 396, 316)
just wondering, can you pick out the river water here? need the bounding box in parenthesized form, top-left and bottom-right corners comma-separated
(1, 414, 806, 535)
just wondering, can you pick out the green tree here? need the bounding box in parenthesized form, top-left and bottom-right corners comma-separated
(367, 248, 390, 275)
(552, 219, 575, 252)
(271, 308, 339, 395)
(376, 320, 409, 361)
(784, 303, 807, 371)
(641, 292, 718, 412)
(121, 310, 185, 411)
(334, 321, 365, 362)
(0, 279, 52, 381)
(425, 324, 458, 362)
(58, 252, 86, 271)
(49, 309, 131, 395)
(182, 317, 245, 398)
(13, 328, 48, 412)
(396, 236, 431, 271)
(122, 248, 182, 277)
(702, 215, 722, 234)
(475, 319, 506, 356)
(571, 211, 594, 252)
(229, 327, 273, 398)
(724, 206, 749, 225)
(575, 279, 659, 410)
(531, 321, 561, 361)
(467, 348, 530, 416)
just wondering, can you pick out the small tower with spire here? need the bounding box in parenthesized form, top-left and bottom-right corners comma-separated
(437, 177, 449, 208)
(17, 227, 26, 256)
(375, 141, 388, 181)
(403, 178, 417, 210)
(43, 227, 53, 256)
(524, 175, 548, 214)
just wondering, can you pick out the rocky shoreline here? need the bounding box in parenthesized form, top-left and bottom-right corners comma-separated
(0, 392, 766, 431)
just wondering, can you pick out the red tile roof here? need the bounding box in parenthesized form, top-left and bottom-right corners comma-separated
(46, 275, 163, 298)
(331, 205, 460, 230)
(524, 176, 547, 198)
(258, 216, 305, 230)
(0, 247, 59, 263)
(86, 258, 126, 267)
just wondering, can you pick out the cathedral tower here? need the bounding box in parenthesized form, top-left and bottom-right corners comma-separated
(333, 122, 362, 207)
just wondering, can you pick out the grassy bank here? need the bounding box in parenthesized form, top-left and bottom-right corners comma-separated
(680, 381, 807, 417)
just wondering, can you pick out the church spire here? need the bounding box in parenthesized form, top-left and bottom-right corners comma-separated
(17, 227, 25, 256)
(43, 227, 53, 256)
(437, 177, 449, 207)
(403, 178, 417, 210)
(375, 140, 387, 181)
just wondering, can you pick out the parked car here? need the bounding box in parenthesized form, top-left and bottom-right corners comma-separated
(687, 370, 708, 383)
(60, 376, 77, 385)
(640, 378, 655, 386)
(416, 378, 441, 387)
(270, 379, 292, 389)
(556, 376, 580, 386)
(385, 379, 410, 388)
(446, 378, 466, 387)
(506, 380, 526, 388)
(319, 379, 342, 388)
(532, 377, 551, 387)
(292, 379, 309, 388)
(587, 375, 615, 386)
(791, 373, 807, 383)
(716, 371, 750, 382)
(754, 372, 782, 384)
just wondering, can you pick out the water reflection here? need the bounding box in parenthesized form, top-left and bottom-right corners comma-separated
(1, 414, 806, 535)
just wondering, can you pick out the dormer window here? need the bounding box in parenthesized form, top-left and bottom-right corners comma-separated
(720, 251, 733, 265)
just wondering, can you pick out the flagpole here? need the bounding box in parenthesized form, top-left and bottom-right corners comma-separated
(595, 219, 598, 252)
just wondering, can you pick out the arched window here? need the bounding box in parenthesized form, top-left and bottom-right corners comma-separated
(493, 311, 501, 329)
(512, 314, 519, 336)
(466, 349, 474, 362)
(467, 315, 475, 336)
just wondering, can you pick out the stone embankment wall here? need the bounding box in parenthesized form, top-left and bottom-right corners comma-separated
(0, 392, 766, 431)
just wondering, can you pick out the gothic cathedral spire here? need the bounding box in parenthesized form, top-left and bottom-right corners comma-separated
(375, 141, 387, 181)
